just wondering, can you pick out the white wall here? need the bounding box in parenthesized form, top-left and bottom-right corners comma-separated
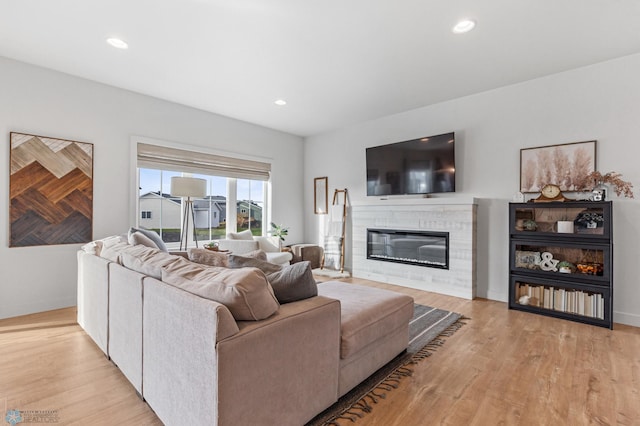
(0, 56, 304, 319)
(304, 53, 640, 326)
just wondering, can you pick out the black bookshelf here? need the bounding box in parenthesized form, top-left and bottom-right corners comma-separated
(508, 201, 613, 329)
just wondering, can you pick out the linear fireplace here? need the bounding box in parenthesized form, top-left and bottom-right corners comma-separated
(367, 228, 449, 269)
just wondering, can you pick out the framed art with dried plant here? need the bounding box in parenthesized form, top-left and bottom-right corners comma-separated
(10, 132, 93, 247)
(520, 140, 596, 193)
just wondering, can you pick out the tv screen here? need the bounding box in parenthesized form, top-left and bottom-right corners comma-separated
(366, 132, 455, 196)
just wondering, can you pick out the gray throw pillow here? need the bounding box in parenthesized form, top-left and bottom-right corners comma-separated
(129, 227, 168, 252)
(228, 256, 317, 304)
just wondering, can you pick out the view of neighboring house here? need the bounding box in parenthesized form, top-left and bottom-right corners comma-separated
(138, 191, 262, 233)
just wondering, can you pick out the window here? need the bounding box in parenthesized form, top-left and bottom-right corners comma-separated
(136, 142, 271, 247)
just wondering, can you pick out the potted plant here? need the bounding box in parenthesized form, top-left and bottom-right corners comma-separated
(583, 171, 634, 200)
(557, 260, 576, 274)
(203, 241, 219, 251)
(268, 222, 289, 249)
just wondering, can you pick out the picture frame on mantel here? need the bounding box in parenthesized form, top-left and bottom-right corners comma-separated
(314, 176, 328, 214)
(520, 140, 597, 193)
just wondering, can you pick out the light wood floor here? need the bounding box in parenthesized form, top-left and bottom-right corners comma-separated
(1, 277, 639, 425)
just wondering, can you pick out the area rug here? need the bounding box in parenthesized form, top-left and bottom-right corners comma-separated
(306, 304, 467, 426)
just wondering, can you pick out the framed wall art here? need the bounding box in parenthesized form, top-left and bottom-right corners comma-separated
(10, 132, 93, 247)
(520, 140, 596, 193)
(314, 176, 328, 214)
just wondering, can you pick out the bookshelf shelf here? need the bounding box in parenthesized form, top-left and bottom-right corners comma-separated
(508, 201, 613, 329)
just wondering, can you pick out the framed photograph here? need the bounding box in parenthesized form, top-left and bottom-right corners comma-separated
(10, 132, 93, 247)
(514, 250, 542, 269)
(314, 176, 328, 214)
(520, 140, 596, 193)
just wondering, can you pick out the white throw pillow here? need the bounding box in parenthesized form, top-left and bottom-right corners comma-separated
(227, 230, 254, 240)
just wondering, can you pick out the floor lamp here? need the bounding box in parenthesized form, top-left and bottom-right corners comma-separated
(171, 176, 207, 251)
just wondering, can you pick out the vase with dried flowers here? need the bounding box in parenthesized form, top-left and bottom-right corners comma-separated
(583, 171, 634, 200)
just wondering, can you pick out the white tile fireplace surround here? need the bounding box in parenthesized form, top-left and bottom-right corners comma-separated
(352, 199, 477, 299)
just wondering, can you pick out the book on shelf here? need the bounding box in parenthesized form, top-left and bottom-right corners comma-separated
(515, 283, 604, 320)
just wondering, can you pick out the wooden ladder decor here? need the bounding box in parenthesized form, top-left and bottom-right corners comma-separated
(321, 188, 348, 273)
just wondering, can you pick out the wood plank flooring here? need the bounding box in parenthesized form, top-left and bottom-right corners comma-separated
(1, 277, 639, 425)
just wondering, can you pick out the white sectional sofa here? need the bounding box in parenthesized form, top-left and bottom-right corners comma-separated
(77, 235, 413, 426)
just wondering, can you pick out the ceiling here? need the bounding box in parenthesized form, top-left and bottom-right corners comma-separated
(2, 1, 640, 137)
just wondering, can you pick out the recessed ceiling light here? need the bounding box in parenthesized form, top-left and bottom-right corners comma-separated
(106, 38, 128, 49)
(274, 99, 287, 106)
(452, 19, 476, 34)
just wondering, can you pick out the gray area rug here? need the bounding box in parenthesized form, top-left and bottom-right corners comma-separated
(306, 304, 467, 426)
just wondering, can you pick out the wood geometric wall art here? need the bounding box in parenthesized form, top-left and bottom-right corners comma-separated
(10, 132, 93, 247)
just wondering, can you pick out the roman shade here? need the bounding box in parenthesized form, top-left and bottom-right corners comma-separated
(137, 142, 271, 181)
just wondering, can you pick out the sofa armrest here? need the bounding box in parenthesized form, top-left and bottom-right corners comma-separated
(216, 296, 341, 425)
(142, 277, 240, 425)
(77, 251, 110, 355)
(216, 239, 259, 254)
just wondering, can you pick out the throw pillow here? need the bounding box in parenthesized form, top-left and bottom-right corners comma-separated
(128, 227, 168, 252)
(228, 256, 317, 304)
(188, 248, 229, 268)
(162, 257, 279, 321)
(128, 231, 159, 249)
(227, 229, 254, 240)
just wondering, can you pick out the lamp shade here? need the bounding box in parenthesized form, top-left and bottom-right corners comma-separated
(170, 177, 207, 198)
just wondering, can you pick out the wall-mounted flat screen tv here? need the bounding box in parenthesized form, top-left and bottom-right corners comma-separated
(366, 132, 455, 196)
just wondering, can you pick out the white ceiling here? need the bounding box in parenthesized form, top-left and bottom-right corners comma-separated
(2, 1, 640, 137)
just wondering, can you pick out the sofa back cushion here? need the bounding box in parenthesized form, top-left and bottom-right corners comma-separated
(162, 257, 279, 321)
(121, 245, 182, 280)
(228, 256, 317, 304)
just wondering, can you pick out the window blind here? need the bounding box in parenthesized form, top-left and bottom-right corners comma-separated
(137, 143, 271, 181)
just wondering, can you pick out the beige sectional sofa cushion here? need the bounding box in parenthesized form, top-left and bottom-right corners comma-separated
(162, 257, 279, 321)
(318, 281, 414, 359)
(121, 245, 182, 279)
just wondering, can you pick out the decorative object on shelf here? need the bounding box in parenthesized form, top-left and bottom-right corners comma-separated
(539, 251, 559, 272)
(520, 140, 596, 193)
(576, 262, 604, 275)
(9, 132, 94, 247)
(582, 171, 634, 200)
(518, 295, 531, 305)
(314, 176, 328, 214)
(556, 220, 574, 234)
(522, 219, 538, 231)
(533, 184, 570, 202)
(576, 250, 604, 276)
(575, 211, 604, 230)
(512, 191, 525, 202)
(557, 260, 576, 273)
(171, 176, 207, 250)
(515, 250, 542, 269)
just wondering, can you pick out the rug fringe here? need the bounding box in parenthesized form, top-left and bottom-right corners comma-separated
(322, 316, 469, 425)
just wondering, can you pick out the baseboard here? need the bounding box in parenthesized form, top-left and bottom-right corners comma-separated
(613, 310, 640, 328)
